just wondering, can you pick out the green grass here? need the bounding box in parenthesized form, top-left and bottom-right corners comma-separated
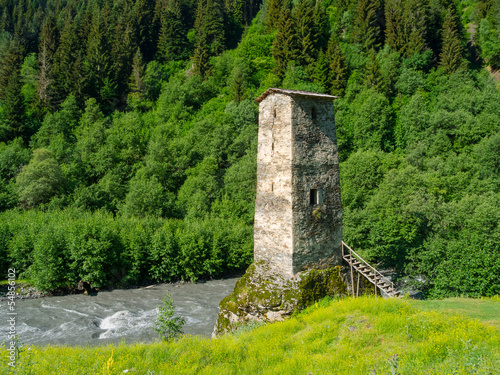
(2, 296, 500, 375)
(410, 297, 500, 331)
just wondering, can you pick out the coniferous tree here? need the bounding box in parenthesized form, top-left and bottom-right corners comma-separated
(365, 48, 383, 91)
(129, 47, 146, 93)
(132, 0, 156, 60)
(326, 33, 348, 96)
(385, 0, 405, 53)
(157, 0, 189, 62)
(83, 10, 114, 102)
(439, 7, 465, 74)
(312, 49, 329, 90)
(192, 0, 226, 76)
(0, 7, 9, 33)
(271, 3, 299, 80)
(52, 19, 80, 104)
(266, 0, 284, 30)
(0, 39, 23, 101)
(37, 41, 53, 109)
(192, 41, 211, 77)
(194, 0, 225, 55)
(13, 2, 24, 39)
(111, 21, 136, 97)
(230, 66, 246, 104)
(353, 0, 384, 51)
(385, 0, 429, 58)
(404, 0, 429, 57)
(3, 70, 26, 142)
(36, 15, 58, 109)
(294, 0, 318, 70)
(313, 0, 329, 51)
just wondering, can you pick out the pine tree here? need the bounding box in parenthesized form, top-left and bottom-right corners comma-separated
(111, 19, 136, 97)
(36, 15, 58, 109)
(192, 0, 226, 76)
(231, 66, 246, 104)
(129, 47, 145, 93)
(132, 0, 156, 60)
(13, 2, 25, 39)
(225, 0, 246, 25)
(439, 8, 465, 74)
(326, 33, 348, 96)
(294, 0, 318, 69)
(192, 41, 211, 77)
(37, 41, 53, 108)
(364, 48, 384, 91)
(83, 10, 114, 102)
(385, 0, 405, 53)
(312, 49, 330, 90)
(0, 39, 23, 101)
(266, 0, 284, 30)
(313, 0, 329, 51)
(385, 0, 429, 58)
(0, 7, 10, 33)
(353, 0, 384, 51)
(271, 3, 299, 80)
(194, 0, 225, 55)
(157, 0, 189, 62)
(3, 70, 26, 142)
(52, 19, 79, 104)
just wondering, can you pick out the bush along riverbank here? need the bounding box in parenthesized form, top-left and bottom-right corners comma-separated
(0, 208, 252, 292)
(2, 296, 499, 374)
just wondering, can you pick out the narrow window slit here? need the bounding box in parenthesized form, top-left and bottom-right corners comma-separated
(311, 107, 317, 120)
(310, 189, 318, 205)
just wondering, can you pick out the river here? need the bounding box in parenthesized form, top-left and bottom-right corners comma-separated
(0, 278, 238, 347)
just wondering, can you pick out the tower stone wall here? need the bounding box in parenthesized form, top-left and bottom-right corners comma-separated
(254, 88, 342, 277)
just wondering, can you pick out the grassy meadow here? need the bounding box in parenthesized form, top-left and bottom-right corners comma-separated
(2, 296, 500, 375)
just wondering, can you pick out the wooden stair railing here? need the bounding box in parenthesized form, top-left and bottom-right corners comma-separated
(341, 241, 400, 298)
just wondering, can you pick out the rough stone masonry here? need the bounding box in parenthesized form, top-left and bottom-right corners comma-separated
(254, 88, 342, 276)
(212, 88, 346, 336)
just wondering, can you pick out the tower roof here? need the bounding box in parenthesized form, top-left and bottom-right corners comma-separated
(254, 88, 339, 103)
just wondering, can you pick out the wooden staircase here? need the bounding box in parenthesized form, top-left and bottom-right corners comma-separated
(342, 241, 400, 298)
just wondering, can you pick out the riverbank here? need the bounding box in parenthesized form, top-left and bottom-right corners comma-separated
(3, 296, 499, 374)
(0, 271, 245, 301)
(0, 280, 47, 300)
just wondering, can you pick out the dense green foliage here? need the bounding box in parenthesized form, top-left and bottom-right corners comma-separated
(0, 0, 499, 296)
(0, 208, 252, 289)
(3, 297, 500, 374)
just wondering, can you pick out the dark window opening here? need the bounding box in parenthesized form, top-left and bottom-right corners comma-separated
(311, 107, 317, 120)
(273, 109, 277, 118)
(310, 189, 318, 205)
(272, 142, 274, 152)
(271, 182, 274, 192)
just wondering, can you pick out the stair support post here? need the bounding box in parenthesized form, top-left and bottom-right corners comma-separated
(350, 263, 354, 298)
(356, 272, 360, 297)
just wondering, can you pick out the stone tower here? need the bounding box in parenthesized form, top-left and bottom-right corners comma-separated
(254, 88, 342, 277)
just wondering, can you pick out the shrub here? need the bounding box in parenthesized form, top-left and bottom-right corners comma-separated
(153, 292, 185, 341)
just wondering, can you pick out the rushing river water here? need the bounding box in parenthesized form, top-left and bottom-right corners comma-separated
(0, 278, 238, 347)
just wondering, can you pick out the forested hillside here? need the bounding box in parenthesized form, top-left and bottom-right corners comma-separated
(0, 0, 499, 297)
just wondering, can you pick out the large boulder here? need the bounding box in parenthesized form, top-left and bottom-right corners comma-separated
(213, 261, 347, 336)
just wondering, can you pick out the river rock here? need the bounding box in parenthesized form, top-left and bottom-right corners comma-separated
(212, 260, 347, 337)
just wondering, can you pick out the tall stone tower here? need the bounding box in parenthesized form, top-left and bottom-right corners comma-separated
(254, 88, 342, 277)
